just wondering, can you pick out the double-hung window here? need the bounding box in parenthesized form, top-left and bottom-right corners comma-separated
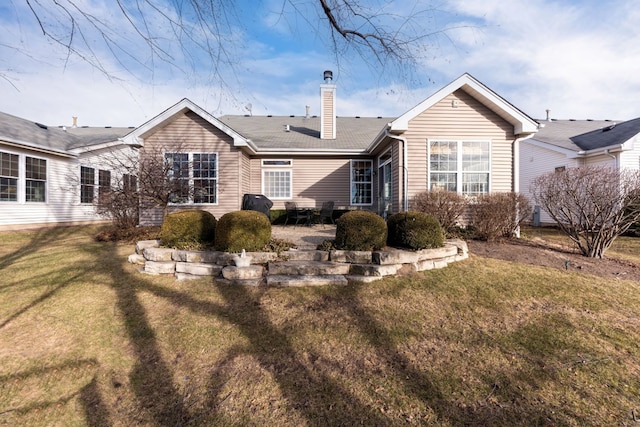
(0, 152, 19, 202)
(350, 160, 373, 205)
(261, 159, 292, 200)
(80, 166, 95, 203)
(429, 140, 490, 196)
(165, 152, 218, 204)
(0, 152, 47, 203)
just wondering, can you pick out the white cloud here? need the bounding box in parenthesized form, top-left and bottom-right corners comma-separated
(2, 0, 640, 127)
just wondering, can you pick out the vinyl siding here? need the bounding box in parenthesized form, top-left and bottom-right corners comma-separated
(0, 143, 135, 228)
(519, 141, 581, 224)
(403, 90, 515, 201)
(620, 139, 640, 170)
(250, 156, 358, 210)
(139, 111, 242, 225)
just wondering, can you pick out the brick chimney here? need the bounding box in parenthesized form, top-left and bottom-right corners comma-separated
(320, 70, 336, 140)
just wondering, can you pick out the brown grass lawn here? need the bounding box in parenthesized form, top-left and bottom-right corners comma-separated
(1, 226, 640, 426)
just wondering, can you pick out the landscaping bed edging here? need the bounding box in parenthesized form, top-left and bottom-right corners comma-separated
(128, 239, 469, 286)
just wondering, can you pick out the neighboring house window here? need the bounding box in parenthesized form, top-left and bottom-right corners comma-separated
(429, 140, 490, 196)
(351, 160, 373, 205)
(262, 159, 292, 200)
(98, 169, 111, 201)
(25, 156, 46, 202)
(165, 152, 218, 204)
(0, 151, 19, 202)
(81, 166, 95, 203)
(123, 174, 137, 193)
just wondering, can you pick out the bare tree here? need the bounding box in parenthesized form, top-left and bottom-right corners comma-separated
(531, 165, 640, 258)
(15, 0, 456, 86)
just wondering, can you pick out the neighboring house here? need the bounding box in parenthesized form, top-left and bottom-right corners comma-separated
(0, 111, 138, 230)
(519, 116, 640, 224)
(126, 72, 539, 225)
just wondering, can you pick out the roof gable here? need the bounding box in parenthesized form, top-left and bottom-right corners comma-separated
(126, 98, 249, 149)
(389, 73, 538, 136)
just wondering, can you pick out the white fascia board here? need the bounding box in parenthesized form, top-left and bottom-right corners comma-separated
(254, 148, 366, 156)
(127, 98, 250, 148)
(524, 138, 582, 158)
(389, 73, 538, 135)
(0, 138, 76, 158)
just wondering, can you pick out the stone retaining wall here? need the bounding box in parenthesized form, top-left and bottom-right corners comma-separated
(129, 239, 469, 286)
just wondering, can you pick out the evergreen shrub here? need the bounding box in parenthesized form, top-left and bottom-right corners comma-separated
(215, 210, 272, 252)
(160, 210, 216, 249)
(387, 211, 444, 250)
(334, 210, 387, 251)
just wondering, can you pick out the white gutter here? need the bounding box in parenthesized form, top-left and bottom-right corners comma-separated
(384, 129, 409, 212)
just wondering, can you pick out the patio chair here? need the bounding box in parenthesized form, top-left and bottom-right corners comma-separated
(284, 201, 309, 226)
(316, 201, 334, 226)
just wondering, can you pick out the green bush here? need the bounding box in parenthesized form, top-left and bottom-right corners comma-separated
(334, 210, 387, 251)
(215, 210, 272, 252)
(387, 211, 444, 250)
(160, 210, 216, 249)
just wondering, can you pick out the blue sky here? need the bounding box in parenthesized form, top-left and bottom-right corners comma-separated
(2, 0, 640, 127)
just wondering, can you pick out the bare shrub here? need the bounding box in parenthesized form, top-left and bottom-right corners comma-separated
(532, 166, 640, 258)
(412, 190, 466, 235)
(469, 192, 532, 242)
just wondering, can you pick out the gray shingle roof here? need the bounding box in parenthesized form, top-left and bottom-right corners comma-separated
(532, 119, 620, 151)
(0, 110, 132, 154)
(218, 115, 393, 151)
(570, 117, 640, 151)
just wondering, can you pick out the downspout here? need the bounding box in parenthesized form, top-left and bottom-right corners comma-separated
(604, 149, 618, 168)
(384, 129, 409, 212)
(513, 132, 536, 238)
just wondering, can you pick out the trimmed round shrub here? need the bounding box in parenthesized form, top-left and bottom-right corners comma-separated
(387, 211, 444, 250)
(160, 210, 216, 249)
(215, 210, 272, 252)
(334, 210, 387, 251)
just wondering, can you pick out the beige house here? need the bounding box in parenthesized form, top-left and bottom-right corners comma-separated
(126, 73, 539, 225)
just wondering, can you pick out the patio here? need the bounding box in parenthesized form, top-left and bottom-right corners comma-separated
(271, 224, 337, 249)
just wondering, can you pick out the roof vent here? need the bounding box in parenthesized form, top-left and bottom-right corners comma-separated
(284, 124, 290, 132)
(603, 123, 616, 131)
(35, 122, 47, 129)
(323, 70, 333, 83)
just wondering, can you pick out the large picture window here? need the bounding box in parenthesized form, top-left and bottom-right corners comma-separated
(262, 159, 292, 200)
(350, 160, 373, 205)
(429, 140, 490, 196)
(165, 152, 218, 204)
(0, 151, 19, 202)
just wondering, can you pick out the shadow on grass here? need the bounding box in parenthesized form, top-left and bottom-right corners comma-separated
(0, 226, 80, 271)
(5, 230, 602, 425)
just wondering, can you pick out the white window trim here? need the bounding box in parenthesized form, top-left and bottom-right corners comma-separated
(25, 154, 48, 204)
(378, 149, 392, 168)
(261, 169, 292, 200)
(427, 139, 492, 196)
(165, 152, 219, 205)
(350, 159, 373, 206)
(80, 165, 97, 205)
(261, 159, 293, 167)
(0, 150, 49, 204)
